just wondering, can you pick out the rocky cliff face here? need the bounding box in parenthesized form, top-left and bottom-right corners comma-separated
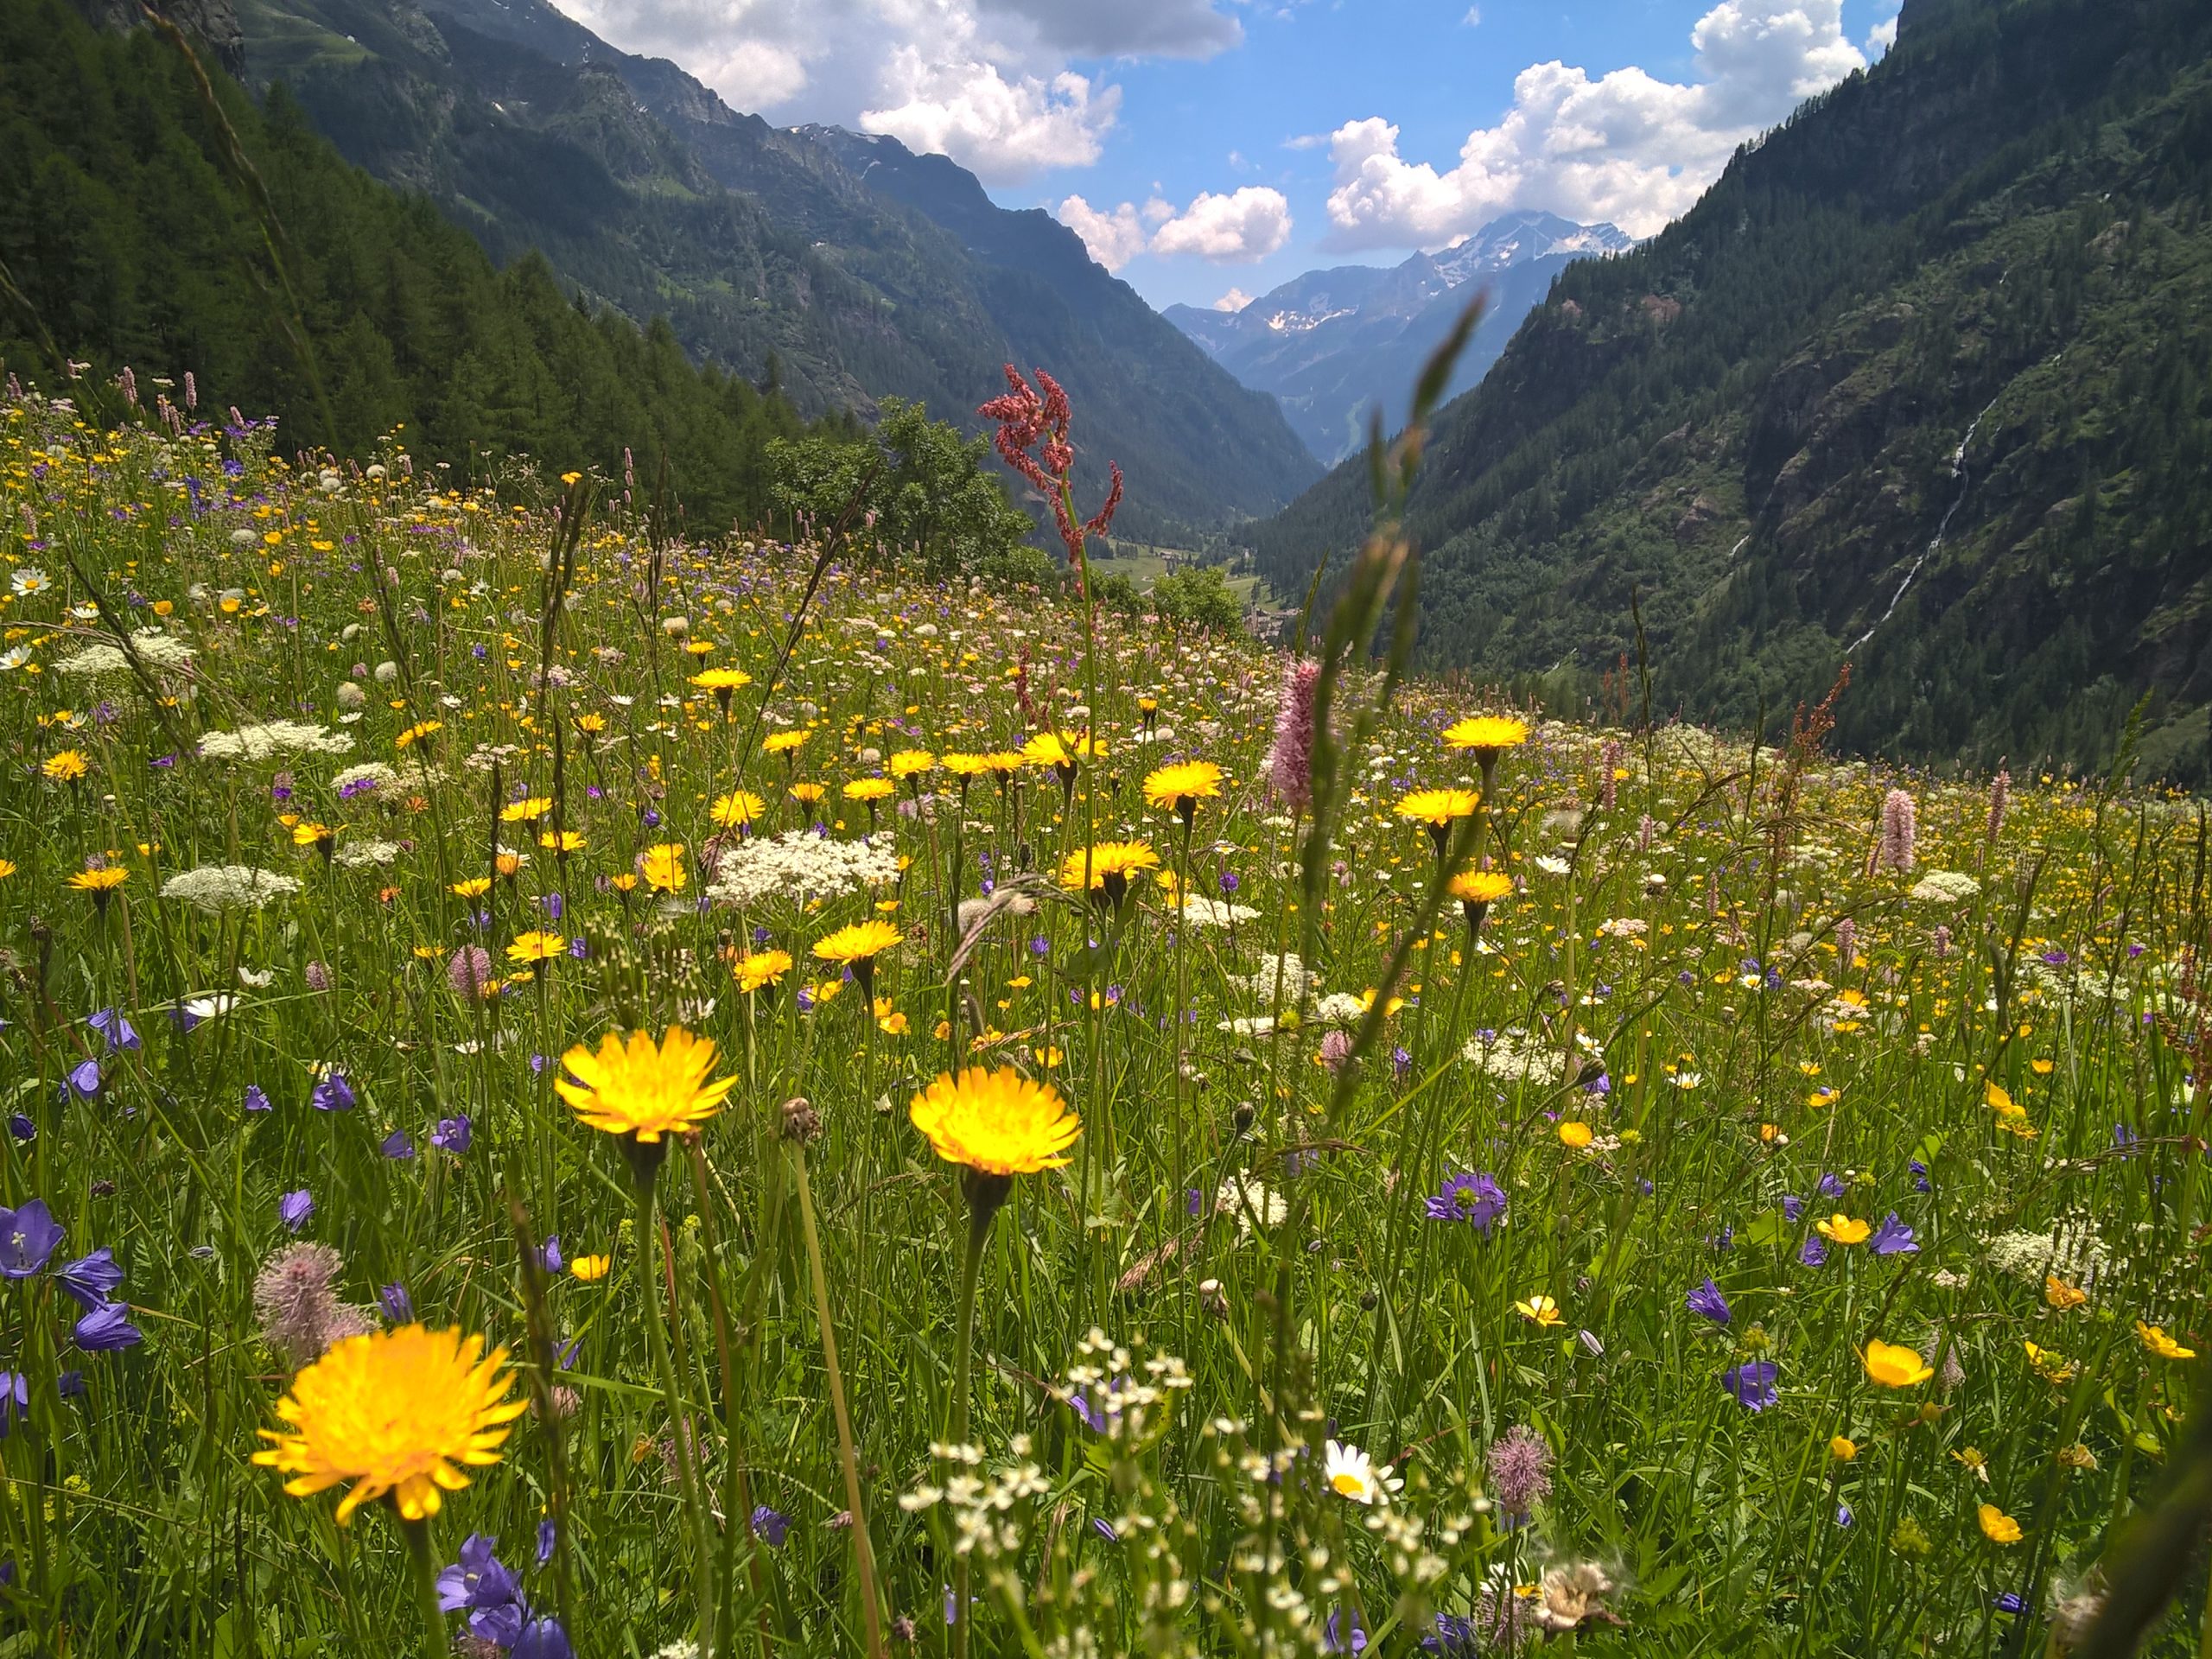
(72, 0, 243, 72)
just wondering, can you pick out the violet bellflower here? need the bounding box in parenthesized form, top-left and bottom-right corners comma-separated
(1868, 1212, 1919, 1256)
(0, 1200, 64, 1278)
(57, 1248, 124, 1310)
(73, 1301, 143, 1351)
(1721, 1360, 1779, 1412)
(1686, 1277, 1732, 1326)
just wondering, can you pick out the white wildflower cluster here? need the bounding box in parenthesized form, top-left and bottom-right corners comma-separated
(54, 630, 196, 679)
(1176, 894, 1258, 928)
(1058, 1328, 1194, 1446)
(706, 830, 900, 907)
(332, 839, 402, 869)
(1910, 870, 1982, 904)
(1311, 992, 1367, 1027)
(1986, 1221, 2109, 1287)
(1230, 952, 1318, 1005)
(1215, 1175, 1287, 1236)
(899, 1438, 1049, 1559)
(330, 762, 400, 794)
(1461, 1027, 1566, 1086)
(1595, 916, 1648, 938)
(200, 721, 354, 761)
(160, 865, 303, 912)
(650, 1643, 701, 1659)
(1217, 1015, 1277, 1037)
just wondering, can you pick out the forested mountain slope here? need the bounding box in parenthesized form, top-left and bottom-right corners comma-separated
(1252, 0, 2212, 781)
(226, 0, 1318, 539)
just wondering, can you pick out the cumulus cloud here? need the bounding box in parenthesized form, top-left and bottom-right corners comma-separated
(1867, 14, 1898, 54)
(1212, 287, 1255, 312)
(559, 0, 1238, 182)
(1150, 188, 1295, 262)
(1058, 195, 1151, 270)
(1056, 186, 1294, 269)
(1323, 0, 1866, 247)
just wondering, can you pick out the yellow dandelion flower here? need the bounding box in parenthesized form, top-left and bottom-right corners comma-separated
(734, 949, 793, 992)
(941, 752, 992, 780)
(499, 798, 551, 824)
(640, 843, 687, 893)
(539, 830, 587, 855)
(1058, 841, 1160, 900)
(1449, 869, 1515, 905)
(711, 791, 765, 829)
(505, 931, 566, 965)
(889, 749, 937, 781)
(556, 1027, 735, 1143)
(292, 822, 334, 849)
(0, 860, 15, 880)
(450, 877, 492, 899)
(844, 778, 894, 804)
(813, 919, 903, 967)
(908, 1065, 1080, 1176)
(67, 867, 129, 895)
(1142, 760, 1224, 817)
(251, 1325, 524, 1524)
(762, 730, 810, 756)
(1395, 787, 1480, 827)
(2044, 1275, 2088, 1311)
(1023, 729, 1102, 772)
(982, 750, 1027, 776)
(394, 720, 442, 749)
(1861, 1339, 1933, 1389)
(1440, 715, 1530, 757)
(789, 782, 827, 806)
(41, 749, 90, 783)
(573, 714, 607, 737)
(690, 667, 752, 692)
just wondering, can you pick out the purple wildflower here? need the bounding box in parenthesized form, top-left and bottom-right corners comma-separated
(73, 1302, 143, 1351)
(1868, 1212, 1918, 1255)
(1486, 1424, 1553, 1520)
(1686, 1277, 1732, 1325)
(1425, 1171, 1507, 1232)
(279, 1188, 315, 1231)
(1721, 1360, 1779, 1411)
(0, 1200, 64, 1278)
(1264, 658, 1320, 810)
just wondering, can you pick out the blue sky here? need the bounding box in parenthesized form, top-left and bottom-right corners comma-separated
(565, 0, 1904, 309)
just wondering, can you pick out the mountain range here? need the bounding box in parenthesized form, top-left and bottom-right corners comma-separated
(1166, 213, 1634, 465)
(224, 0, 1319, 540)
(1254, 0, 2212, 783)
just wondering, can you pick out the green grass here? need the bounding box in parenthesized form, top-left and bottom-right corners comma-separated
(0, 393, 2205, 1657)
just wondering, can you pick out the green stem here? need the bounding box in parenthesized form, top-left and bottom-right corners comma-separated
(948, 1191, 999, 1659)
(635, 1156, 718, 1656)
(399, 1516, 448, 1659)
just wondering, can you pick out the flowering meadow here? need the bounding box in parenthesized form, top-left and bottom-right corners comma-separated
(0, 378, 2208, 1659)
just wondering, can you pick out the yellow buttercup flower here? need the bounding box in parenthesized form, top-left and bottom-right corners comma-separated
(1985, 1079, 2025, 1121)
(1829, 1436, 1857, 1462)
(640, 843, 687, 893)
(1816, 1213, 1870, 1246)
(1142, 760, 1224, 817)
(1977, 1504, 2022, 1545)
(734, 949, 793, 992)
(711, 791, 765, 829)
(41, 748, 90, 783)
(1861, 1339, 1933, 1389)
(908, 1065, 1080, 1176)
(1557, 1121, 1594, 1150)
(1513, 1293, 1564, 1328)
(1440, 715, 1530, 757)
(569, 1255, 612, 1283)
(251, 1325, 524, 1524)
(557, 1027, 736, 1143)
(2044, 1275, 2087, 1311)
(2136, 1320, 2196, 1360)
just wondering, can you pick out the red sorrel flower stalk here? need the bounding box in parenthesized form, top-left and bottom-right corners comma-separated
(978, 365, 1123, 584)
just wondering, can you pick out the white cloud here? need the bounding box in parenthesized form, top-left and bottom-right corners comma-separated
(1212, 286, 1255, 312)
(1058, 194, 1151, 270)
(558, 0, 1238, 182)
(1056, 186, 1294, 269)
(1866, 14, 1898, 54)
(1150, 187, 1295, 262)
(1462, 5, 1481, 24)
(1323, 0, 1866, 247)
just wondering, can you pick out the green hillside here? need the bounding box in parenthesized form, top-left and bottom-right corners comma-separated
(1252, 0, 2212, 783)
(1, 0, 812, 527)
(226, 0, 1319, 541)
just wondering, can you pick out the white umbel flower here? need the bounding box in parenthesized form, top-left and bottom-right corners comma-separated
(199, 721, 354, 761)
(161, 865, 303, 912)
